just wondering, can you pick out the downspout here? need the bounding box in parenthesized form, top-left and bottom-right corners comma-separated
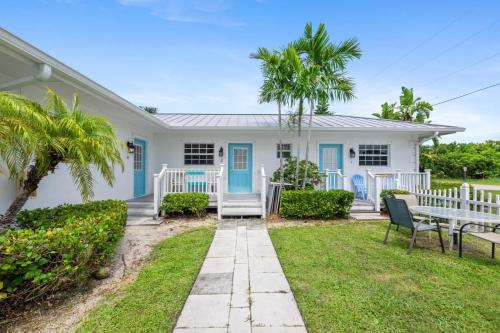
(416, 131, 439, 171)
(0, 63, 52, 91)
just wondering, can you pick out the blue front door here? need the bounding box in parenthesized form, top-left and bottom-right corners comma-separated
(133, 138, 146, 197)
(228, 143, 253, 193)
(319, 144, 343, 189)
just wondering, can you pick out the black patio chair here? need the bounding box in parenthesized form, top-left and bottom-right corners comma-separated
(383, 196, 445, 255)
(459, 223, 500, 259)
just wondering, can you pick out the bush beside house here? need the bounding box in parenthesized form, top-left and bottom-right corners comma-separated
(162, 193, 209, 217)
(0, 200, 127, 310)
(280, 190, 354, 219)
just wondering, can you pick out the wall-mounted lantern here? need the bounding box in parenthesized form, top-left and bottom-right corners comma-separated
(219, 147, 224, 158)
(349, 148, 356, 159)
(126, 141, 135, 154)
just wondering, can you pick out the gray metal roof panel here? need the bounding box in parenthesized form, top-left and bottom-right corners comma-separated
(153, 113, 464, 133)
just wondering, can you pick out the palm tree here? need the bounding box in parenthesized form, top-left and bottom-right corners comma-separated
(293, 22, 361, 188)
(398, 86, 433, 123)
(372, 102, 398, 120)
(0, 89, 124, 227)
(251, 48, 293, 186)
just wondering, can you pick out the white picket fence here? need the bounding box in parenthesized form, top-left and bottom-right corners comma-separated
(415, 185, 500, 215)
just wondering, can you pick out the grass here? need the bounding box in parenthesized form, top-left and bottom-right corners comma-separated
(77, 227, 215, 333)
(432, 178, 500, 186)
(269, 222, 499, 333)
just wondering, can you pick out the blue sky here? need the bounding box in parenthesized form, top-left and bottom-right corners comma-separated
(1, 0, 499, 142)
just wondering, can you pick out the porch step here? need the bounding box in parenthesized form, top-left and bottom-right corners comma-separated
(221, 206, 263, 216)
(127, 207, 156, 217)
(127, 201, 154, 209)
(223, 200, 261, 208)
(350, 199, 376, 213)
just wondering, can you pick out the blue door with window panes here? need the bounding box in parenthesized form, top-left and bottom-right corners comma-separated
(133, 138, 146, 197)
(319, 144, 343, 189)
(228, 143, 253, 193)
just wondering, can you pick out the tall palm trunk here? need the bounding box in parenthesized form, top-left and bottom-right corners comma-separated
(294, 98, 304, 189)
(278, 102, 284, 186)
(302, 98, 314, 189)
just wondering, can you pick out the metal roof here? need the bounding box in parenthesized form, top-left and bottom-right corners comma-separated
(154, 113, 464, 133)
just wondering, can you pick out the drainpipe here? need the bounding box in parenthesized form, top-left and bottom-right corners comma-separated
(0, 63, 52, 91)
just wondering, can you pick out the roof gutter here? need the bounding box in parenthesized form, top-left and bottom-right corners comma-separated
(0, 63, 51, 91)
(419, 131, 440, 144)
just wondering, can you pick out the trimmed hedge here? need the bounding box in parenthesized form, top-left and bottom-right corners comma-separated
(161, 193, 209, 217)
(0, 200, 127, 309)
(280, 190, 354, 219)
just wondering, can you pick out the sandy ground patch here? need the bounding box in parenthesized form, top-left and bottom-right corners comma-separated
(2, 216, 217, 333)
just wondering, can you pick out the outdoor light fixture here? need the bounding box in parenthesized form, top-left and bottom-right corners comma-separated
(126, 141, 135, 154)
(463, 166, 468, 182)
(219, 147, 224, 158)
(349, 148, 356, 159)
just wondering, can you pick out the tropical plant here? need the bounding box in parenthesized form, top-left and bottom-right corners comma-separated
(372, 102, 398, 120)
(140, 106, 158, 114)
(314, 96, 332, 115)
(374, 87, 433, 123)
(271, 158, 321, 190)
(0, 90, 124, 228)
(293, 22, 361, 188)
(251, 48, 292, 186)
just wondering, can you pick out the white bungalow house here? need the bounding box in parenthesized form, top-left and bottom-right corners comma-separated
(0, 28, 465, 219)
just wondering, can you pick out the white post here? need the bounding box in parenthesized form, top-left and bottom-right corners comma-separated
(395, 169, 401, 190)
(325, 168, 330, 190)
(375, 176, 383, 211)
(216, 163, 224, 220)
(153, 173, 159, 219)
(260, 164, 266, 219)
(425, 169, 431, 190)
(162, 164, 168, 194)
(460, 183, 470, 210)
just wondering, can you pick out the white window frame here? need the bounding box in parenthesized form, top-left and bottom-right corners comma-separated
(358, 144, 390, 167)
(276, 143, 292, 159)
(184, 143, 215, 166)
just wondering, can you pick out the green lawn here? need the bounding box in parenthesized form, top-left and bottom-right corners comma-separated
(269, 222, 499, 333)
(78, 227, 215, 333)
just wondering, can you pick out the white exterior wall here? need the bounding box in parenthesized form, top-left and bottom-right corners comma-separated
(153, 129, 420, 193)
(0, 83, 159, 212)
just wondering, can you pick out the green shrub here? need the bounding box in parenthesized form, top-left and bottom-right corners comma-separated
(0, 200, 127, 309)
(431, 179, 466, 191)
(280, 190, 354, 219)
(380, 189, 410, 199)
(272, 158, 321, 189)
(161, 193, 209, 217)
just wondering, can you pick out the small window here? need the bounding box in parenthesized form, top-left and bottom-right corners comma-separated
(233, 147, 248, 170)
(277, 143, 292, 159)
(134, 144, 143, 170)
(359, 144, 390, 166)
(184, 143, 214, 165)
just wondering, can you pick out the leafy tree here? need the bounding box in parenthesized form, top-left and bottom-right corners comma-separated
(271, 158, 321, 190)
(374, 87, 433, 123)
(0, 90, 124, 228)
(293, 22, 361, 188)
(314, 96, 333, 115)
(372, 102, 398, 120)
(140, 106, 158, 114)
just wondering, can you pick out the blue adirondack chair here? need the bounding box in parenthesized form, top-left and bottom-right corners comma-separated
(352, 174, 367, 200)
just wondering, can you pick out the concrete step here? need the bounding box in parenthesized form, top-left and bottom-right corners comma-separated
(127, 201, 154, 209)
(221, 207, 263, 216)
(350, 205, 376, 212)
(223, 200, 261, 208)
(127, 207, 156, 217)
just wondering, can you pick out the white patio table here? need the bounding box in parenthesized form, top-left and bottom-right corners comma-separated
(409, 206, 500, 250)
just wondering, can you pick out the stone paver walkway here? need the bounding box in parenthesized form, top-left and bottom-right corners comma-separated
(173, 220, 307, 333)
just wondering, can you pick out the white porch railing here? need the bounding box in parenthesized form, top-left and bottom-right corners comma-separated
(216, 164, 224, 220)
(324, 169, 347, 190)
(365, 169, 432, 211)
(260, 164, 267, 219)
(153, 164, 222, 217)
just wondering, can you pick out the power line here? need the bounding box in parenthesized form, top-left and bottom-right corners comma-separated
(432, 83, 500, 106)
(399, 19, 499, 78)
(423, 51, 500, 86)
(366, 7, 473, 82)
